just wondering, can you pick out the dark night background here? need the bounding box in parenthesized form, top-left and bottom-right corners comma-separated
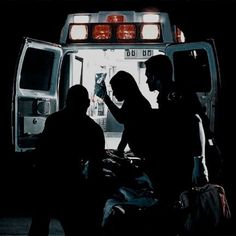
(0, 0, 235, 232)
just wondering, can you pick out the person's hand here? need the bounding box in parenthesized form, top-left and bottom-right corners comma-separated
(192, 156, 209, 187)
(95, 73, 107, 99)
(95, 80, 107, 99)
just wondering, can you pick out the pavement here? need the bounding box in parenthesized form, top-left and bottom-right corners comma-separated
(0, 216, 235, 236)
(0, 217, 64, 236)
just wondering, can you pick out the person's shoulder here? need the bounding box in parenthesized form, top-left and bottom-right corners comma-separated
(45, 110, 65, 124)
(48, 110, 64, 119)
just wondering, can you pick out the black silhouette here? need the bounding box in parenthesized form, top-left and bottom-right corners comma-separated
(143, 54, 209, 235)
(97, 70, 152, 158)
(29, 84, 105, 236)
(145, 54, 209, 199)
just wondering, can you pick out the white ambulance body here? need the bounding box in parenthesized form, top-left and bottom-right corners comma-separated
(12, 11, 220, 152)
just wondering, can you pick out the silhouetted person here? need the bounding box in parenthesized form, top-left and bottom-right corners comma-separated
(97, 70, 152, 158)
(144, 55, 209, 234)
(29, 84, 105, 236)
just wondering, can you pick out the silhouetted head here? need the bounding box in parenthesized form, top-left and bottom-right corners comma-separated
(110, 71, 140, 101)
(66, 84, 90, 113)
(145, 54, 173, 92)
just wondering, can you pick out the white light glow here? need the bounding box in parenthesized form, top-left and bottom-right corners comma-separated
(143, 14, 160, 22)
(178, 30, 185, 42)
(141, 25, 160, 39)
(70, 25, 88, 40)
(74, 15, 90, 23)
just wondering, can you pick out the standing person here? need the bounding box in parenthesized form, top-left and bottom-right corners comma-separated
(29, 84, 105, 236)
(144, 55, 209, 234)
(96, 70, 152, 158)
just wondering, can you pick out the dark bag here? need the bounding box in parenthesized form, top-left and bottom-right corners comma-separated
(179, 183, 231, 235)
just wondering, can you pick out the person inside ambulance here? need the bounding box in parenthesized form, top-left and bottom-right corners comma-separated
(29, 84, 106, 236)
(143, 54, 209, 234)
(96, 70, 152, 159)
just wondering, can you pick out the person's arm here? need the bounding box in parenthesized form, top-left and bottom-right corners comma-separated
(117, 130, 128, 153)
(96, 82, 125, 123)
(192, 114, 209, 186)
(104, 95, 125, 123)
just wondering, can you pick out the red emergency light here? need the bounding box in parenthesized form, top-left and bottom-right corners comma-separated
(106, 15, 125, 23)
(92, 24, 112, 40)
(117, 24, 136, 40)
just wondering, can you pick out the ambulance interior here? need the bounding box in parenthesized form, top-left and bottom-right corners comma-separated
(16, 44, 211, 152)
(60, 48, 161, 150)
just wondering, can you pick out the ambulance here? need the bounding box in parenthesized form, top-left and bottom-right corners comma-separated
(11, 10, 220, 153)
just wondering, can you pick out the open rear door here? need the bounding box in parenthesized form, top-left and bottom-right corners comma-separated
(165, 41, 220, 133)
(12, 37, 63, 152)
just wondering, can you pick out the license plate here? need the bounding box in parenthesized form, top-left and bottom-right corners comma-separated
(125, 49, 153, 59)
